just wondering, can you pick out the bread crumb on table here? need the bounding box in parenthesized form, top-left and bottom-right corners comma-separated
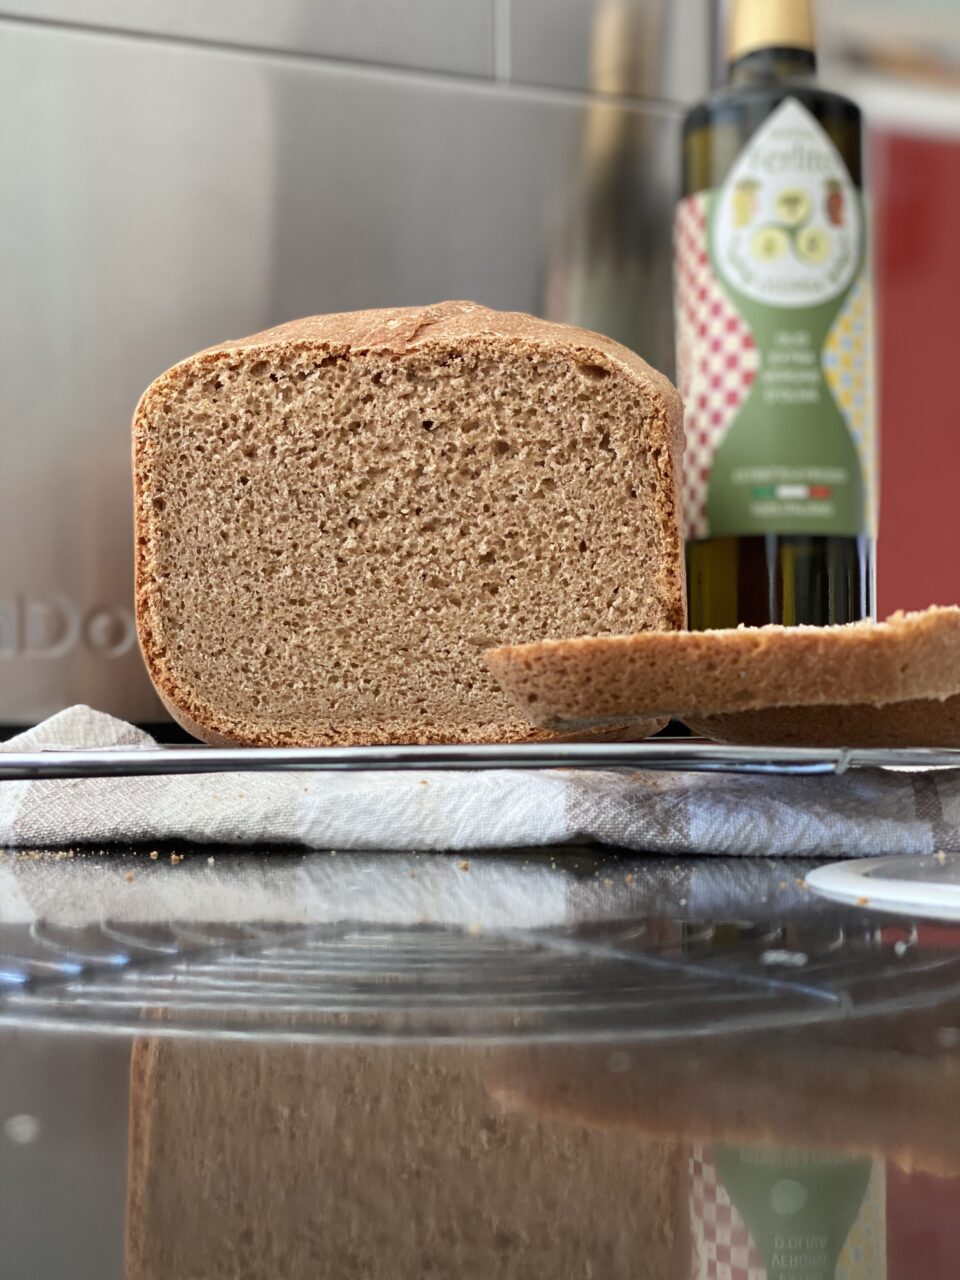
(9, 849, 76, 862)
(458, 860, 470, 872)
(170, 853, 183, 865)
(149, 850, 159, 860)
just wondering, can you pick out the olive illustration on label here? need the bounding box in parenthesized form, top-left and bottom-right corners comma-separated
(733, 179, 759, 227)
(826, 178, 845, 226)
(796, 225, 831, 263)
(775, 187, 811, 227)
(752, 226, 789, 262)
(712, 99, 862, 308)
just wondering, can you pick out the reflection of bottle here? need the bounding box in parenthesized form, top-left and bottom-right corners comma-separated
(676, 0, 876, 627)
(691, 1145, 886, 1279)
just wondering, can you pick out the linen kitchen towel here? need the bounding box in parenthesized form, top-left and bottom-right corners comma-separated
(2, 706, 960, 859)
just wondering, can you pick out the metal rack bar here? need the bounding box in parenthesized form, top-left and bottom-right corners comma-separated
(3, 740, 960, 781)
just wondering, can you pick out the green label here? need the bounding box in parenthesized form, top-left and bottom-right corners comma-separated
(674, 98, 876, 540)
(714, 1146, 873, 1280)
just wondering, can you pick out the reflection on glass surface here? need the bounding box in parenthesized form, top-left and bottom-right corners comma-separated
(0, 851, 959, 1277)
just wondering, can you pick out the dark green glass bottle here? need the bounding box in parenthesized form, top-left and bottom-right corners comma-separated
(677, 0, 876, 628)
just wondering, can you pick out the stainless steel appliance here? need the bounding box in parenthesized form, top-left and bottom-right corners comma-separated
(0, 0, 711, 726)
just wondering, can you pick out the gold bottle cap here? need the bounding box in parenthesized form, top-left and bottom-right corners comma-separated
(727, 0, 815, 63)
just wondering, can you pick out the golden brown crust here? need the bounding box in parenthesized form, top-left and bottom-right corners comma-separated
(196, 301, 683, 413)
(486, 607, 960, 733)
(133, 301, 684, 747)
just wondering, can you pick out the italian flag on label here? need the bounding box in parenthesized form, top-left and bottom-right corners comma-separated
(752, 484, 833, 500)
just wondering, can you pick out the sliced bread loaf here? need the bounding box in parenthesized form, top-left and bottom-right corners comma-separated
(485, 607, 960, 739)
(126, 1039, 689, 1280)
(133, 301, 684, 746)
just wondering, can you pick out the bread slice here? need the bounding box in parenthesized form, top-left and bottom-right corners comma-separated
(126, 1039, 689, 1279)
(133, 301, 684, 746)
(485, 607, 960, 737)
(488, 1005, 960, 1176)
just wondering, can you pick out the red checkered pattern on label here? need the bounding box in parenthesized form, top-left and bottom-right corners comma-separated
(674, 194, 759, 539)
(690, 1146, 766, 1280)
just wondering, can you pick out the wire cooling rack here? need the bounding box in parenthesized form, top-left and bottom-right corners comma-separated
(0, 910, 956, 1043)
(3, 740, 960, 780)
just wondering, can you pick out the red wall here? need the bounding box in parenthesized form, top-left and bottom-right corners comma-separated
(887, 1163, 960, 1279)
(874, 130, 960, 615)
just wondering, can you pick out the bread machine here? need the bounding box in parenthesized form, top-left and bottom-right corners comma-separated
(0, 0, 713, 729)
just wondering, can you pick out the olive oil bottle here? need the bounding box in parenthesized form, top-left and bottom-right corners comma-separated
(676, 0, 876, 627)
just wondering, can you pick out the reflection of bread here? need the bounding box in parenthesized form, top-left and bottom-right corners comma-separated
(133, 301, 684, 747)
(689, 694, 960, 747)
(488, 1007, 960, 1177)
(126, 1040, 688, 1279)
(486, 607, 960, 745)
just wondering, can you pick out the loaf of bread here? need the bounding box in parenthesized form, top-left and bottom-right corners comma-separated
(133, 302, 685, 746)
(486, 607, 960, 745)
(126, 1040, 689, 1279)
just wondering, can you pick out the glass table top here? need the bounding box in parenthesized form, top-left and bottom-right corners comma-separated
(1, 847, 957, 1279)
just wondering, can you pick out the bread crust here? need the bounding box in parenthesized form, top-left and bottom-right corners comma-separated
(125, 1039, 159, 1280)
(486, 608, 960, 733)
(133, 301, 685, 746)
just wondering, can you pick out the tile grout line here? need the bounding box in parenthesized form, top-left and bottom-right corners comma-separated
(0, 7, 684, 112)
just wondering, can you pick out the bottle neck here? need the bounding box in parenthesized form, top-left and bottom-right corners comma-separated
(728, 45, 817, 87)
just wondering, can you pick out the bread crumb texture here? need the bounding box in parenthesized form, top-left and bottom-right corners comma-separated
(134, 302, 684, 745)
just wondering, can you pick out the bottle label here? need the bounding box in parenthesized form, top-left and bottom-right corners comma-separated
(690, 1144, 886, 1280)
(675, 97, 876, 541)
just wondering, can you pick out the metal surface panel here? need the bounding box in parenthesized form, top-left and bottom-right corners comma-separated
(1, 24, 275, 721)
(0, 0, 495, 77)
(0, 22, 678, 724)
(510, 0, 713, 103)
(0, 1030, 129, 1280)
